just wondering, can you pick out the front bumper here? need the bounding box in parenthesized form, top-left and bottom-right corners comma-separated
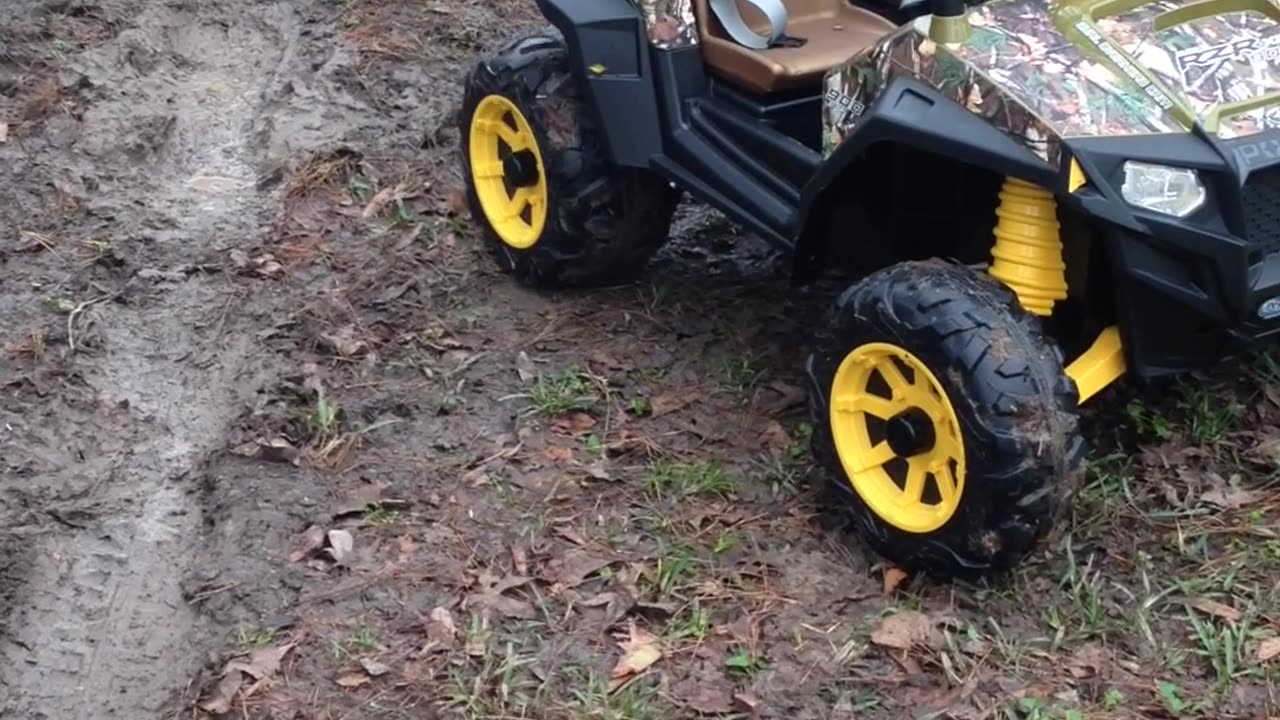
(1066, 131, 1280, 379)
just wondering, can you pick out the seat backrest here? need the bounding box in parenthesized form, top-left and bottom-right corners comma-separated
(693, 0, 845, 41)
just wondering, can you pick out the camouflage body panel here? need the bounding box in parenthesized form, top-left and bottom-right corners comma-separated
(639, 0, 699, 49)
(823, 0, 1280, 164)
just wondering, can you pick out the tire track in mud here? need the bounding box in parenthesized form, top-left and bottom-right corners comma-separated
(0, 2, 334, 716)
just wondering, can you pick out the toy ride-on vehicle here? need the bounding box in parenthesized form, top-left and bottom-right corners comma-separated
(456, 0, 1280, 578)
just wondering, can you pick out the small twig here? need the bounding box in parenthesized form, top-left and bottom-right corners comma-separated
(187, 582, 240, 604)
(67, 293, 114, 354)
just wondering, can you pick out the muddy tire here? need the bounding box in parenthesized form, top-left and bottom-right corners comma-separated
(806, 260, 1085, 578)
(457, 32, 679, 288)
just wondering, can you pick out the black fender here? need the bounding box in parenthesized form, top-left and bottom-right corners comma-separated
(791, 75, 1059, 279)
(533, 0, 664, 167)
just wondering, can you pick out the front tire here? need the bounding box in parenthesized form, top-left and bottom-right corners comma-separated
(807, 260, 1085, 578)
(458, 32, 679, 288)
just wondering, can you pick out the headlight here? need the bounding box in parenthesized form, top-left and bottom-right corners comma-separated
(1120, 161, 1206, 217)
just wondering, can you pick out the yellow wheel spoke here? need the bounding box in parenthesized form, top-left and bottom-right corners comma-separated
(833, 393, 897, 419)
(473, 161, 503, 179)
(496, 123, 529, 151)
(934, 464, 958, 505)
(852, 441, 895, 472)
(876, 357, 912, 397)
(901, 457, 928, 505)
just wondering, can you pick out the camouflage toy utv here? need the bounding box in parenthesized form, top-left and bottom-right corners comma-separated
(456, 0, 1280, 578)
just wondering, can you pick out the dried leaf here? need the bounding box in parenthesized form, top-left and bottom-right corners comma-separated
(760, 420, 791, 457)
(320, 325, 368, 357)
(327, 529, 354, 563)
(227, 643, 295, 680)
(1258, 636, 1280, 663)
(289, 524, 327, 562)
(1067, 643, 1110, 679)
(870, 611, 942, 651)
(549, 548, 616, 588)
(516, 351, 536, 383)
(362, 187, 396, 218)
(544, 446, 574, 463)
(445, 189, 467, 214)
(610, 621, 662, 689)
(552, 412, 596, 435)
(650, 390, 699, 417)
(1185, 597, 1242, 623)
(686, 683, 734, 714)
(882, 567, 909, 595)
(733, 692, 761, 713)
(200, 670, 244, 714)
(586, 459, 612, 481)
(336, 673, 370, 688)
(501, 550, 525, 583)
(427, 606, 458, 645)
(359, 658, 391, 677)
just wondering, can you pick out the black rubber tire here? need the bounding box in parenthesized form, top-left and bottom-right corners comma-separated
(806, 260, 1086, 579)
(457, 32, 679, 288)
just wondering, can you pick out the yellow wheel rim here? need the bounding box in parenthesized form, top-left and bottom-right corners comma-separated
(467, 94, 548, 250)
(829, 342, 966, 534)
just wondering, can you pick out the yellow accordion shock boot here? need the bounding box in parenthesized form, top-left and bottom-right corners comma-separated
(988, 178, 1068, 316)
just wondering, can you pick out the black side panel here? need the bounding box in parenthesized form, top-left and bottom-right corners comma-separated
(792, 76, 1057, 272)
(534, 0, 662, 167)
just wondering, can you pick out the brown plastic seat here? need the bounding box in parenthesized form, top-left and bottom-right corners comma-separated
(693, 0, 898, 94)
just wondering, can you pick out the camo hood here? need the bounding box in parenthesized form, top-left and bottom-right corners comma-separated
(959, 0, 1280, 139)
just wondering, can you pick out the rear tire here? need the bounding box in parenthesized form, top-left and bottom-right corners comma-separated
(458, 32, 679, 288)
(807, 260, 1085, 578)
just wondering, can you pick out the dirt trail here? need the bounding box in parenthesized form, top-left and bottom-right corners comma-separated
(0, 1, 352, 715)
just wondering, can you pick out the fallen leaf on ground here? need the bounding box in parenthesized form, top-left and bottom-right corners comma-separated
(544, 446, 574, 463)
(512, 543, 530, 575)
(201, 642, 295, 713)
(361, 186, 396, 218)
(336, 673, 370, 688)
(586, 459, 612, 481)
(610, 621, 662, 690)
(1067, 643, 1110, 679)
(426, 606, 458, 646)
(226, 642, 295, 680)
(760, 420, 791, 456)
(733, 692, 761, 713)
(552, 411, 596, 435)
(650, 390, 699, 417)
(229, 436, 299, 464)
(579, 590, 636, 629)
(870, 610, 942, 651)
(289, 524, 327, 562)
(445, 189, 467, 214)
(0, 122, 8, 143)
(320, 325, 368, 357)
(1258, 636, 1280, 663)
(882, 567, 909, 595)
(359, 658, 391, 677)
(548, 547, 616, 588)
(1185, 597, 1242, 623)
(1200, 476, 1264, 509)
(685, 683, 735, 714)
(466, 570, 536, 619)
(515, 351, 536, 382)
(326, 529, 354, 563)
(200, 670, 244, 714)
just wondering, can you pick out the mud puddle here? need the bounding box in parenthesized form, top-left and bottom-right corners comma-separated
(0, 0, 365, 715)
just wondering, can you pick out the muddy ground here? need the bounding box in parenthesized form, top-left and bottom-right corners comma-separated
(3, 1, 1280, 718)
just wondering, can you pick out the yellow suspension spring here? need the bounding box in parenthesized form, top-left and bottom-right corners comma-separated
(988, 177, 1068, 316)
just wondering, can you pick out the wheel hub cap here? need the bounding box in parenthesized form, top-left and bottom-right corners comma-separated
(828, 342, 967, 534)
(467, 94, 548, 250)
